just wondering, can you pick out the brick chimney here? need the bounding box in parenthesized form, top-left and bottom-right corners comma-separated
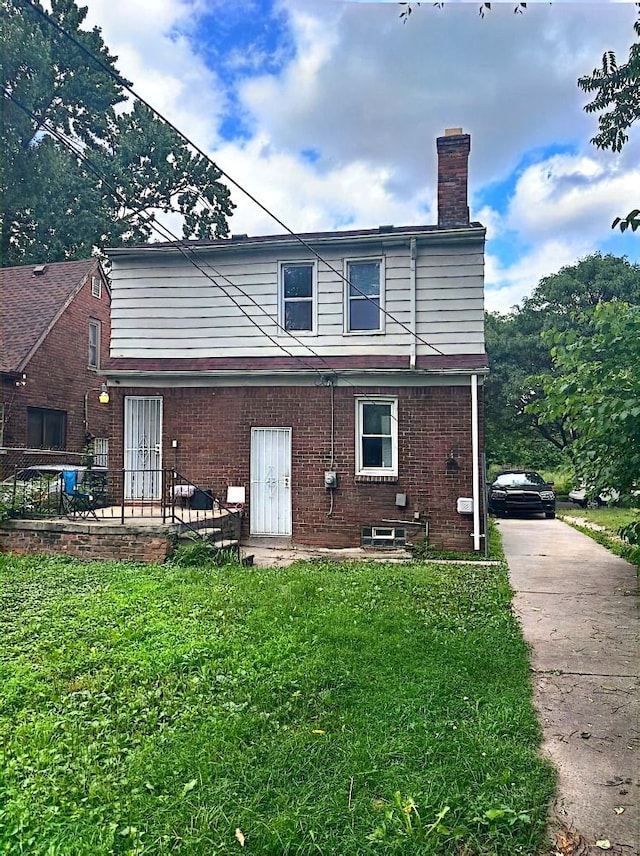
(436, 128, 471, 228)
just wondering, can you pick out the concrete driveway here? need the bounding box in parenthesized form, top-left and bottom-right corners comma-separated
(499, 517, 639, 855)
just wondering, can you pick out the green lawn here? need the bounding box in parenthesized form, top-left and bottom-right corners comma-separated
(560, 505, 638, 532)
(0, 554, 555, 855)
(559, 506, 640, 567)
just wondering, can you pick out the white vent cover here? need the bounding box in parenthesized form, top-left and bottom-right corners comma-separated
(457, 497, 474, 514)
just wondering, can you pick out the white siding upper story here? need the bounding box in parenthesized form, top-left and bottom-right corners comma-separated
(107, 227, 486, 361)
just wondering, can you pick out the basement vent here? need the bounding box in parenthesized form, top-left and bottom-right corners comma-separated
(361, 526, 406, 548)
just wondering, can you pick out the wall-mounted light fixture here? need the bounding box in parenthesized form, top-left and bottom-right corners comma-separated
(84, 382, 110, 436)
(445, 449, 459, 473)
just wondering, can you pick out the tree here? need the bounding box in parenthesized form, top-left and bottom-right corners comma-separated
(0, 0, 234, 266)
(484, 253, 640, 467)
(578, 8, 640, 232)
(529, 302, 640, 494)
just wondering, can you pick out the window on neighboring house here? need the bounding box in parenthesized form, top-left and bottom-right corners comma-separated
(91, 275, 102, 298)
(88, 320, 100, 368)
(280, 262, 315, 332)
(93, 437, 109, 467)
(345, 259, 384, 332)
(27, 407, 66, 449)
(355, 397, 398, 476)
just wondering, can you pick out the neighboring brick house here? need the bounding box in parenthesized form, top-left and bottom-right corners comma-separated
(0, 259, 111, 474)
(104, 129, 488, 551)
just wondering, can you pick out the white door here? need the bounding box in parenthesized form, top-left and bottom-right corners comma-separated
(250, 427, 292, 536)
(124, 396, 163, 500)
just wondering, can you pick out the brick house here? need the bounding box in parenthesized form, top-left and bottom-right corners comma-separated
(0, 259, 111, 474)
(103, 129, 487, 551)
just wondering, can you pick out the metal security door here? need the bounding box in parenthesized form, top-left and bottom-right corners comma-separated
(250, 427, 292, 536)
(124, 396, 162, 501)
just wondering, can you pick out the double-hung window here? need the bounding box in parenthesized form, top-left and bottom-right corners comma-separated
(345, 259, 384, 333)
(27, 407, 66, 449)
(88, 320, 100, 369)
(280, 262, 315, 333)
(355, 397, 398, 477)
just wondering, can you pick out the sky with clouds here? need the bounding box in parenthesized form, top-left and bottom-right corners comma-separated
(80, 0, 639, 312)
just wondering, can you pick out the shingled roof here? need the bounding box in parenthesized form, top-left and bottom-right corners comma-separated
(0, 259, 101, 374)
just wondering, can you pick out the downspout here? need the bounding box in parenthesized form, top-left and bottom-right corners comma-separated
(409, 238, 417, 369)
(471, 373, 481, 551)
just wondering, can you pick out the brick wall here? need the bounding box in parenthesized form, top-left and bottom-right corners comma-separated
(109, 382, 485, 552)
(1, 270, 111, 458)
(0, 520, 170, 563)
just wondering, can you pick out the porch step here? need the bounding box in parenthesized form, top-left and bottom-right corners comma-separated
(175, 529, 238, 547)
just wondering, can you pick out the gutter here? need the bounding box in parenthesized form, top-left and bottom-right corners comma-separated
(409, 237, 417, 369)
(106, 226, 487, 260)
(102, 367, 489, 388)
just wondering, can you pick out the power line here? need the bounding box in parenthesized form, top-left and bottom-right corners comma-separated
(7, 88, 430, 445)
(18, 0, 446, 356)
(2, 88, 334, 381)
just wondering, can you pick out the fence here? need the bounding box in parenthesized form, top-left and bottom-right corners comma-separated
(1, 464, 242, 549)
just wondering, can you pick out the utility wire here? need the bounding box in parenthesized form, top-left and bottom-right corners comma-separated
(18, 0, 446, 356)
(6, 87, 419, 398)
(2, 88, 333, 380)
(4, 93, 426, 465)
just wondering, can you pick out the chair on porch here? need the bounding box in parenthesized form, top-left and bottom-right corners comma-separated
(59, 470, 99, 520)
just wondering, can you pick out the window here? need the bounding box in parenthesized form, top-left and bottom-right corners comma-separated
(27, 407, 66, 449)
(355, 397, 397, 476)
(0, 403, 4, 447)
(345, 259, 384, 332)
(93, 437, 109, 467)
(88, 320, 100, 368)
(91, 275, 102, 298)
(361, 526, 406, 547)
(280, 262, 315, 332)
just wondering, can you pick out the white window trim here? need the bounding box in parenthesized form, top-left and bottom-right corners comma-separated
(91, 275, 102, 299)
(355, 396, 398, 477)
(278, 260, 317, 335)
(88, 319, 100, 369)
(343, 256, 385, 335)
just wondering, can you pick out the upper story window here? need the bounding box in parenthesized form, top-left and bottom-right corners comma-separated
(280, 262, 315, 333)
(345, 259, 384, 333)
(355, 397, 398, 477)
(27, 407, 66, 449)
(91, 275, 102, 298)
(88, 320, 100, 369)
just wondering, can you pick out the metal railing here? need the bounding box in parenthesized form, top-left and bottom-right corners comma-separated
(1, 465, 243, 550)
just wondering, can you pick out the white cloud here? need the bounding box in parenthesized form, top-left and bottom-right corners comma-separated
(78, 0, 640, 308)
(485, 239, 593, 314)
(214, 133, 434, 236)
(82, 0, 227, 149)
(506, 151, 640, 241)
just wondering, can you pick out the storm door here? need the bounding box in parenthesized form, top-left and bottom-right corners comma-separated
(124, 396, 163, 501)
(250, 427, 292, 536)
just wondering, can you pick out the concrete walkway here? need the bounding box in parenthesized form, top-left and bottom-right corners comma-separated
(499, 517, 639, 855)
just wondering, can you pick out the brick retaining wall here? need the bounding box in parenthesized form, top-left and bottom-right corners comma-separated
(0, 520, 171, 563)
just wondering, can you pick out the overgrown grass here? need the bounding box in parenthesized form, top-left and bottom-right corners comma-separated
(559, 506, 640, 568)
(560, 506, 638, 532)
(0, 554, 554, 855)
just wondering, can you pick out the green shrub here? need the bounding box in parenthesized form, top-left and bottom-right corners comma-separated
(168, 534, 239, 567)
